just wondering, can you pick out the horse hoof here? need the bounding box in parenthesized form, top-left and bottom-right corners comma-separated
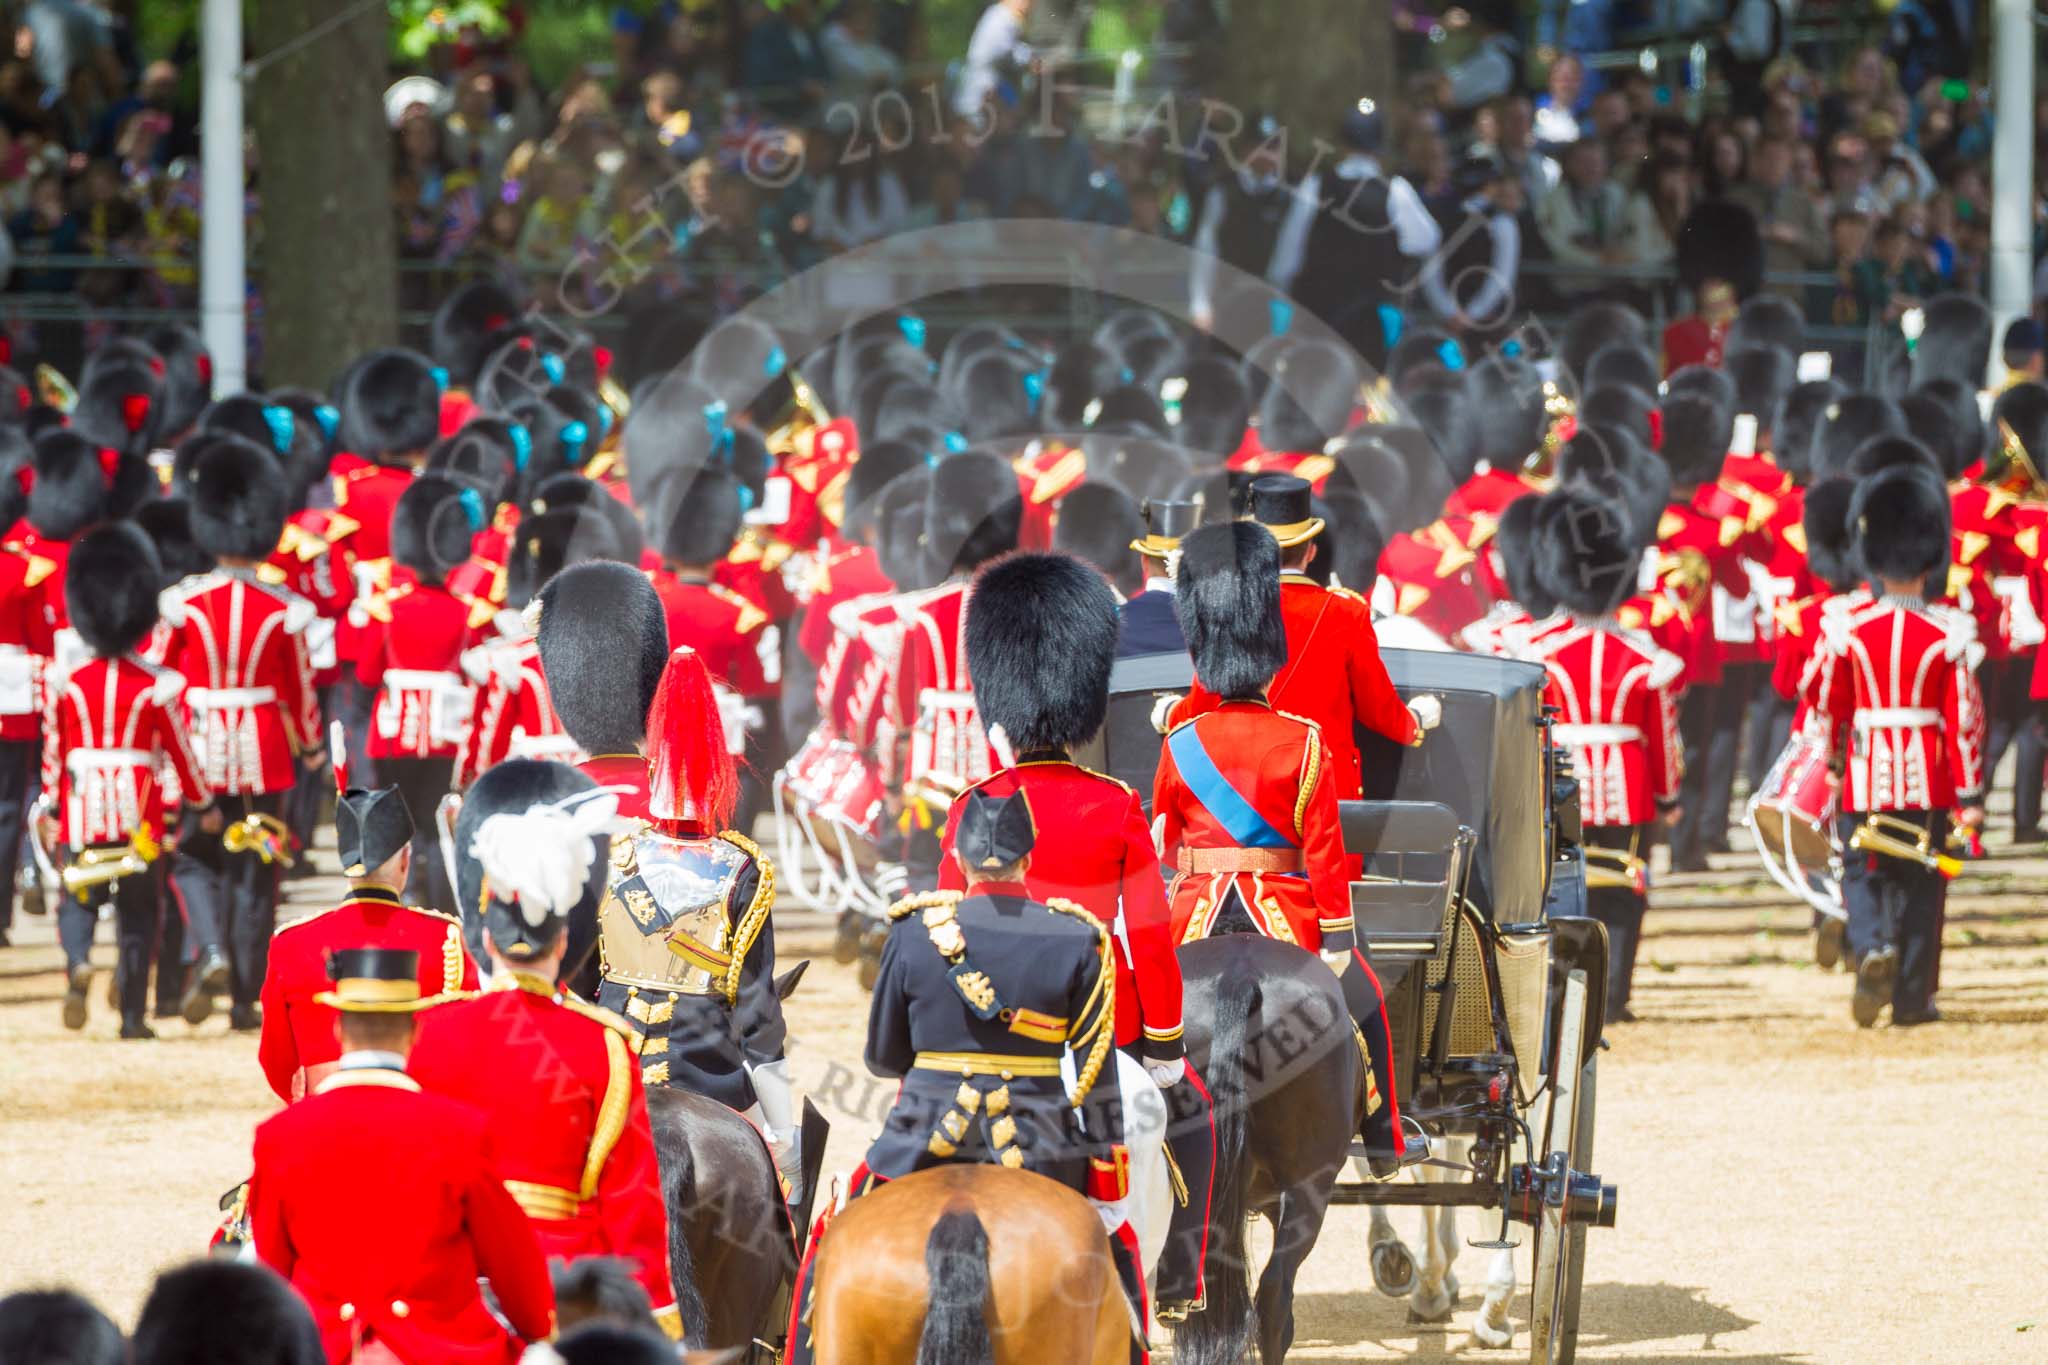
(1370, 1242, 1417, 1298)
(1469, 1317, 1514, 1349)
(1406, 1293, 1453, 1325)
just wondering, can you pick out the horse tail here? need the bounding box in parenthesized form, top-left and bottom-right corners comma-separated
(914, 1206, 994, 1365)
(1177, 953, 1260, 1365)
(655, 1118, 711, 1344)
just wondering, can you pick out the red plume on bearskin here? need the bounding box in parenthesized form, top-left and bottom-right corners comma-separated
(644, 646, 737, 831)
(121, 392, 151, 434)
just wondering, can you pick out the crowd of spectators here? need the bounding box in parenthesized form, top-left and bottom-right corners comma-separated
(2, 0, 2043, 375)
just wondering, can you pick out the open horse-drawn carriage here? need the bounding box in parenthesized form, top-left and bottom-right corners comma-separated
(1080, 647, 1619, 1364)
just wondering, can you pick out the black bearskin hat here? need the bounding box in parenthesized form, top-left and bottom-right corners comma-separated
(1174, 521, 1286, 700)
(1905, 377, 1984, 480)
(652, 465, 745, 567)
(456, 758, 608, 963)
(876, 469, 935, 590)
(0, 1288, 124, 1365)
(1773, 378, 1848, 483)
(621, 372, 726, 512)
(1175, 355, 1252, 462)
(1665, 361, 1736, 410)
(1318, 488, 1388, 595)
(1558, 423, 1665, 546)
(28, 429, 150, 540)
(1044, 340, 1120, 430)
(1259, 341, 1360, 455)
(187, 434, 289, 562)
(505, 505, 622, 610)
(1560, 302, 1650, 394)
(1361, 426, 1455, 534)
(1495, 492, 1554, 616)
(529, 472, 645, 567)
(1093, 383, 1168, 436)
(1405, 385, 1481, 484)
(1910, 293, 1992, 390)
(1050, 480, 1144, 593)
(201, 393, 324, 495)
(131, 1259, 325, 1365)
(550, 1324, 683, 1365)
(842, 438, 925, 538)
(1578, 385, 1658, 453)
(1801, 477, 1859, 593)
(266, 385, 342, 461)
(1811, 394, 1905, 482)
(860, 370, 940, 445)
(1091, 432, 1191, 504)
(953, 351, 1043, 446)
(132, 497, 213, 587)
(1723, 345, 1796, 433)
(1851, 462, 1950, 583)
(1325, 434, 1412, 521)
(688, 313, 794, 428)
(0, 424, 32, 532)
(1990, 380, 2048, 476)
(71, 359, 165, 456)
(1845, 434, 1940, 480)
(141, 324, 212, 438)
(536, 561, 669, 755)
(431, 280, 528, 389)
(1585, 344, 1661, 398)
(339, 348, 441, 460)
(427, 421, 520, 507)
(1675, 199, 1764, 300)
(924, 451, 1022, 581)
(1727, 294, 1806, 355)
(1467, 355, 1549, 471)
(1659, 388, 1734, 488)
(1533, 487, 1641, 617)
(1385, 327, 1465, 396)
(392, 474, 480, 585)
(966, 551, 1119, 752)
(65, 522, 164, 658)
(0, 364, 33, 426)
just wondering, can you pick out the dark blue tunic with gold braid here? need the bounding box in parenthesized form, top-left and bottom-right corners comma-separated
(862, 881, 1119, 1192)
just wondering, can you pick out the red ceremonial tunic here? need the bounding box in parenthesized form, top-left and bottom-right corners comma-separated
(1523, 618, 1683, 826)
(1808, 593, 1985, 812)
(40, 655, 205, 848)
(456, 633, 576, 785)
(797, 538, 893, 665)
(1013, 440, 1088, 550)
(250, 1069, 556, 1364)
(716, 527, 800, 623)
(159, 568, 321, 796)
(264, 513, 356, 687)
(1152, 701, 1353, 953)
(895, 579, 995, 795)
(257, 886, 477, 1101)
(354, 577, 486, 761)
(1376, 518, 1494, 644)
(0, 542, 59, 743)
(409, 977, 680, 1330)
(329, 458, 416, 565)
(937, 758, 1185, 1059)
(578, 752, 653, 823)
(1446, 468, 1546, 520)
(1172, 574, 1416, 800)
(652, 572, 777, 699)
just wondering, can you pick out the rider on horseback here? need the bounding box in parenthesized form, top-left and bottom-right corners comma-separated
(534, 563, 802, 1204)
(1152, 521, 1424, 1178)
(939, 550, 1217, 1322)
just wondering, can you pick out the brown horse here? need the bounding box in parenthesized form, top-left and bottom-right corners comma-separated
(805, 1165, 1131, 1365)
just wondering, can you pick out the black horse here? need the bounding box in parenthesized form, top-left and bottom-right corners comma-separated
(1174, 935, 1370, 1365)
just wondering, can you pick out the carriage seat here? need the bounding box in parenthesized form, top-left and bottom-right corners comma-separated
(1339, 800, 1467, 962)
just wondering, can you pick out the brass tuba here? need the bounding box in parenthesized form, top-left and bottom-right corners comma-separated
(61, 828, 161, 895)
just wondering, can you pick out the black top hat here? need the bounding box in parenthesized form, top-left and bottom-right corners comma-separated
(1248, 475, 1325, 548)
(1132, 497, 1203, 558)
(336, 787, 415, 878)
(956, 789, 1036, 874)
(316, 947, 433, 1013)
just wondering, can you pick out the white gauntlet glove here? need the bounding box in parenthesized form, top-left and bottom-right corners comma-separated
(1319, 949, 1352, 977)
(1407, 694, 1443, 739)
(1145, 1057, 1186, 1088)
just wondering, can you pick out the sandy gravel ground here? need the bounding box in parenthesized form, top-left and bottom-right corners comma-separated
(1, 817, 2044, 1363)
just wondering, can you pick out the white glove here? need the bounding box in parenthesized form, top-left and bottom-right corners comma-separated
(1146, 1057, 1186, 1088)
(1408, 694, 1443, 734)
(1320, 949, 1352, 977)
(1091, 1195, 1131, 1233)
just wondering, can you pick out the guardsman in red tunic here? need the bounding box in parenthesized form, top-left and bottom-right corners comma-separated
(42, 524, 211, 1037)
(1151, 521, 1420, 1178)
(248, 947, 556, 1364)
(893, 455, 1023, 818)
(260, 785, 476, 1100)
(162, 436, 323, 1031)
(1524, 489, 1683, 1018)
(1174, 478, 1431, 802)
(934, 551, 1216, 1319)
(1809, 464, 1985, 1028)
(409, 760, 683, 1340)
(354, 476, 491, 913)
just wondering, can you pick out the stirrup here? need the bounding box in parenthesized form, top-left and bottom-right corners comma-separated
(1156, 1293, 1204, 1324)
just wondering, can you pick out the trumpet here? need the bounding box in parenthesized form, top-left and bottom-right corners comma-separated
(1848, 813, 1962, 879)
(61, 828, 161, 896)
(224, 811, 296, 868)
(1581, 845, 1647, 896)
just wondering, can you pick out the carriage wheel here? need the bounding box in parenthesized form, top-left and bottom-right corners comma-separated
(1527, 970, 1588, 1365)
(1551, 1056, 1597, 1364)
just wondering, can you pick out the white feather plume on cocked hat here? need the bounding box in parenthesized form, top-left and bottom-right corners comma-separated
(468, 788, 621, 928)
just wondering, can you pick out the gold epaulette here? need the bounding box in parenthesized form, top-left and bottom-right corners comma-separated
(272, 904, 340, 937)
(887, 889, 963, 923)
(715, 829, 775, 1006)
(710, 583, 770, 635)
(557, 991, 643, 1046)
(1275, 707, 1324, 734)
(1396, 582, 1430, 616)
(1073, 763, 1134, 795)
(408, 904, 462, 928)
(1656, 508, 1687, 540)
(21, 553, 57, 589)
(278, 522, 330, 563)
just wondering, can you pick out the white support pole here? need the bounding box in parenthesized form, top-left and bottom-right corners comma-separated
(199, 0, 247, 396)
(1988, 0, 2035, 386)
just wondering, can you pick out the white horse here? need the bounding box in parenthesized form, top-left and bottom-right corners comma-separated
(1363, 1135, 1516, 1348)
